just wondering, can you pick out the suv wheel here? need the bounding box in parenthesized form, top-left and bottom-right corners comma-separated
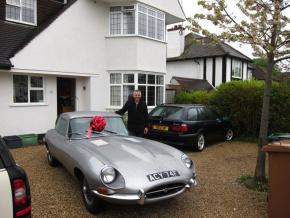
(225, 129, 234, 141)
(195, 133, 205, 151)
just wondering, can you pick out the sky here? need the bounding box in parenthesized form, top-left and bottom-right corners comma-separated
(179, 0, 255, 59)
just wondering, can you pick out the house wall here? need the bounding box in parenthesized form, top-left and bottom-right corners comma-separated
(165, 59, 203, 84)
(243, 62, 248, 80)
(106, 37, 166, 73)
(226, 57, 232, 82)
(167, 30, 185, 58)
(206, 58, 213, 85)
(0, 72, 57, 136)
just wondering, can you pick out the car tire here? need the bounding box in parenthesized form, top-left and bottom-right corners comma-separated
(195, 133, 205, 152)
(225, 128, 234, 141)
(47, 149, 59, 167)
(81, 177, 105, 214)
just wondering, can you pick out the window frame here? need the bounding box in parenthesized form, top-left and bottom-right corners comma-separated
(109, 3, 166, 42)
(109, 72, 165, 108)
(12, 74, 45, 105)
(6, 0, 37, 26)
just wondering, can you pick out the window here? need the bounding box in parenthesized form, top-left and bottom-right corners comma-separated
(13, 75, 44, 104)
(110, 72, 164, 107)
(55, 118, 68, 136)
(187, 108, 198, 121)
(232, 59, 243, 78)
(6, 0, 37, 25)
(150, 106, 184, 120)
(110, 4, 165, 41)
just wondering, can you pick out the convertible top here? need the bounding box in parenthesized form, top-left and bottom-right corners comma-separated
(61, 111, 121, 119)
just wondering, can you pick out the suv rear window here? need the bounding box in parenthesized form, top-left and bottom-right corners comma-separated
(149, 106, 184, 120)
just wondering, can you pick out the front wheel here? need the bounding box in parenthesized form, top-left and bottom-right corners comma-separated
(225, 129, 234, 141)
(47, 149, 59, 167)
(81, 178, 105, 214)
(195, 133, 205, 152)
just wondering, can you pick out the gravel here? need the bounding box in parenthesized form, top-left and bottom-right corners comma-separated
(11, 141, 267, 218)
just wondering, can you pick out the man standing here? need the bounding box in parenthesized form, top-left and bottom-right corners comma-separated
(116, 90, 148, 137)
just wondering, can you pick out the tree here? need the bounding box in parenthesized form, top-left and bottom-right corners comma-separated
(189, 0, 290, 183)
(253, 57, 282, 76)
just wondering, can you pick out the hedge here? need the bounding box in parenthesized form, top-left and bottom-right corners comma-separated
(175, 80, 290, 137)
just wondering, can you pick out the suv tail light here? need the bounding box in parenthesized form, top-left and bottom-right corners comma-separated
(13, 179, 31, 217)
(171, 124, 188, 133)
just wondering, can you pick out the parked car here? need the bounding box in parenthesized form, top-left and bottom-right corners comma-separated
(0, 136, 31, 218)
(44, 112, 197, 214)
(147, 104, 234, 151)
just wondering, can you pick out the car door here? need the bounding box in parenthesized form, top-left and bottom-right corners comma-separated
(186, 107, 205, 135)
(49, 117, 70, 164)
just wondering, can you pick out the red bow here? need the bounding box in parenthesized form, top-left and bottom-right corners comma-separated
(87, 116, 106, 138)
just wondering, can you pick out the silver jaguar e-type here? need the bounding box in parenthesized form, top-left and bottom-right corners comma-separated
(44, 112, 197, 214)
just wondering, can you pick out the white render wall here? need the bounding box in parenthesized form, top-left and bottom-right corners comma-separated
(0, 72, 57, 136)
(106, 37, 167, 73)
(166, 59, 203, 84)
(167, 30, 185, 58)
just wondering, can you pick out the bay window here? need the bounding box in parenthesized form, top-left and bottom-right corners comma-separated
(6, 0, 37, 25)
(13, 75, 44, 104)
(110, 72, 164, 107)
(110, 3, 165, 41)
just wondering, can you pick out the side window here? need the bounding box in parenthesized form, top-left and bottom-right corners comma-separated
(187, 108, 198, 121)
(205, 108, 219, 120)
(55, 118, 68, 136)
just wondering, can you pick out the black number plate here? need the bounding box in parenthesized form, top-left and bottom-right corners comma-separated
(147, 170, 180, 182)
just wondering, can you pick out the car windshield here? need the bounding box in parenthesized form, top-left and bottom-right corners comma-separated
(68, 117, 128, 139)
(149, 106, 184, 120)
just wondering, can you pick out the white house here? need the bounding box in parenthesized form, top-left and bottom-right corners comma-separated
(165, 26, 252, 91)
(0, 0, 185, 136)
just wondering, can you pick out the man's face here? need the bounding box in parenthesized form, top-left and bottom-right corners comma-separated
(133, 91, 141, 101)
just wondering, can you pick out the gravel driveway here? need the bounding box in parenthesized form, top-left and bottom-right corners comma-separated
(11, 141, 267, 218)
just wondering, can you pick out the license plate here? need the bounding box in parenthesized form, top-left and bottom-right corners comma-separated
(147, 170, 180, 182)
(152, 125, 169, 131)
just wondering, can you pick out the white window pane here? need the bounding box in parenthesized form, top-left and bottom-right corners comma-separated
(123, 74, 134, 83)
(138, 86, 147, 103)
(110, 86, 121, 106)
(157, 12, 164, 19)
(148, 16, 156, 38)
(157, 75, 164, 85)
(6, 5, 20, 20)
(31, 76, 43, 88)
(148, 74, 155, 84)
(138, 12, 147, 36)
(123, 11, 135, 35)
(138, 74, 147, 84)
(22, 0, 34, 9)
(148, 9, 156, 16)
(13, 75, 28, 103)
(7, 0, 20, 6)
(110, 73, 121, 84)
(110, 13, 121, 35)
(157, 19, 164, 40)
(156, 86, 164, 105)
(22, 4, 35, 24)
(123, 85, 134, 103)
(110, 6, 121, 12)
(138, 5, 147, 13)
(147, 86, 155, 106)
(30, 90, 44, 103)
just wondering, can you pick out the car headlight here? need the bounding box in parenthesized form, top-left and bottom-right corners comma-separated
(181, 154, 193, 169)
(101, 166, 116, 184)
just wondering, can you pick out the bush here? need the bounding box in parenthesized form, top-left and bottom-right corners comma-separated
(175, 80, 290, 137)
(175, 91, 213, 105)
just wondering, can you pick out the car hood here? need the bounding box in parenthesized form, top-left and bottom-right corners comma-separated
(75, 135, 192, 189)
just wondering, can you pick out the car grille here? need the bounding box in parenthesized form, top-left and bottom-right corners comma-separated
(146, 183, 185, 199)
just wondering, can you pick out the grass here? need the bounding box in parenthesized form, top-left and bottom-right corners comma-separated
(236, 174, 268, 192)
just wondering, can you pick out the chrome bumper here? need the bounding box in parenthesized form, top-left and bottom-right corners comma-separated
(91, 177, 197, 205)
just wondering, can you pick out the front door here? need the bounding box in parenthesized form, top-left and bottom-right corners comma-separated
(57, 78, 76, 115)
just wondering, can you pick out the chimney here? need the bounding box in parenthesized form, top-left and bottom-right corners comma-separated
(167, 25, 185, 58)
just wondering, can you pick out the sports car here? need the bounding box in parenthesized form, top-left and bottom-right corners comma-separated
(44, 112, 197, 214)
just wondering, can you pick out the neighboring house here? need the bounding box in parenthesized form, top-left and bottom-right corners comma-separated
(0, 0, 185, 136)
(165, 26, 252, 91)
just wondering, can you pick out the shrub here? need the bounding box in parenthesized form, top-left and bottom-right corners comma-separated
(174, 80, 290, 137)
